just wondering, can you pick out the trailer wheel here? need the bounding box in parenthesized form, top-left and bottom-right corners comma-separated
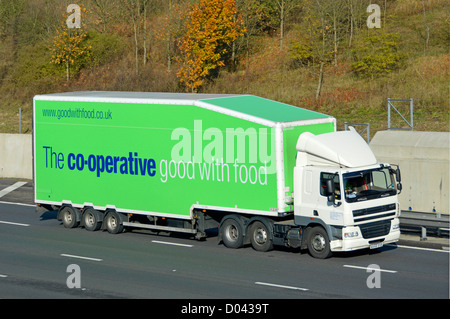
(221, 218, 244, 249)
(250, 221, 273, 252)
(82, 208, 102, 231)
(104, 211, 124, 234)
(60, 206, 79, 229)
(307, 226, 332, 259)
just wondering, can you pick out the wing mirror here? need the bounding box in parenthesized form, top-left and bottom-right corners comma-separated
(395, 167, 402, 194)
(326, 178, 335, 203)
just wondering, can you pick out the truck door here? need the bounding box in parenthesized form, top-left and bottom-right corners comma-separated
(297, 168, 318, 218)
(316, 172, 343, 223)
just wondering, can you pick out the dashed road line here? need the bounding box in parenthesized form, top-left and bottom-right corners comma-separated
(343, 264, 397, 273)
(395, 244, 450, 253)
(60, 254, 103, 262)
(255, 281, 309, 291)
(0, 220, 30, 227)
(152, 240, 193, 248)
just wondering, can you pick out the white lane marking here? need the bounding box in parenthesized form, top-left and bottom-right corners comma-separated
(0, 201, 35, 207)
(0, 182, 27, 198)
(394, 244, 450, 253)
(255, 281, 309, 291)
(151, 240, 193, 248)
(0, 220, 30, 227)
(60, 254, 103, 262)
(343, 265, 397, 273)
(0, 274, 7, 278)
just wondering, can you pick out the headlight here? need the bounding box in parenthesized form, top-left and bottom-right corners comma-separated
(344, 231, 359, 238)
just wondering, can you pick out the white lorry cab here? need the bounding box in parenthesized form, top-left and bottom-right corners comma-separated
(294, 128, 401, 258)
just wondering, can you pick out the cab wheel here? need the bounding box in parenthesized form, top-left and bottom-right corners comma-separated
(307, 226, 332, 259)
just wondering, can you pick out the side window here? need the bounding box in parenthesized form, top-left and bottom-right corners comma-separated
(320, 172, 341, 200)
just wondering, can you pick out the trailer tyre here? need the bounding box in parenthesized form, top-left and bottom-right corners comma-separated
(221, 218, 244, 249)
(104, 211, 124, 234)
(60, 206, 80, 229)
(307, 226, 332, 259)
(250, 221, 273, 252)
(82, 208, 102, 231)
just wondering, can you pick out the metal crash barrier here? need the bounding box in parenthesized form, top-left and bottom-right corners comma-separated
(400, 211, 449, 240)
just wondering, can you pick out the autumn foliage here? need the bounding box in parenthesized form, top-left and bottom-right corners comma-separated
(177, 0, 244, 92)
(50, 7, 91, 81)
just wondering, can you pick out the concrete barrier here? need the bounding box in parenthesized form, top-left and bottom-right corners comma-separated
(0, 133, 32, 180)
(370, 130, 449, 215)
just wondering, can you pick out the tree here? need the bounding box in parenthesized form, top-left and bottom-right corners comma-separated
(274, 0, 300, 50)
(247, 0, 300, 50)
(351, 32, 406, 78)
(289, 0, 335, 99)
(154, 0, 189, 73)
(124, 0, 151, 75)
(177, 0, 244, 92)
(50, 7, 91, 81)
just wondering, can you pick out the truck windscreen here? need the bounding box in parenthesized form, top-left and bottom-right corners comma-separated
(343, 167, 397, 203)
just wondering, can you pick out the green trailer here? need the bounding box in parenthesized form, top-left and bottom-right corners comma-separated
(34, 91, 400, 258)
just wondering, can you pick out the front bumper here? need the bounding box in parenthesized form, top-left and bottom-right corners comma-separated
(330, 218, 400, 252)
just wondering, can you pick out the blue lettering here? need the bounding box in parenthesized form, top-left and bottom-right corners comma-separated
(96, 155, 105, 177)
(147, 159, 156, 176)
(88, 155, 96, 172)
(120, 157, 128, 174)
(68, 153, 75, 170)
(105, 156, 114, 173)
(55, 150, 156, 177)
(138, 158, 147, 176)
(76, 154, 84, 170)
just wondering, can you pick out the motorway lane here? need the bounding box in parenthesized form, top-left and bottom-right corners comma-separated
(0, 182, 449, 299)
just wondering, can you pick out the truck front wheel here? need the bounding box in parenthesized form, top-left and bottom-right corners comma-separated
(307, 226, 332, 259)
(221, 218, 244, 249)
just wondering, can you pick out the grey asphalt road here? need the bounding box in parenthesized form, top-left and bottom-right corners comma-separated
(0, 180, 448, 302)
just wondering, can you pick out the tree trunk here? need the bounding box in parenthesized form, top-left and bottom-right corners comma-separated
(315, 61, 324, 100)
(134, 22, 139, 75)
(66, 59, 70, 81)
(348, 0, 353, 48)
(333, 8, 337, 66)
(143, 3, 147, 66)
(279, 0, 284, 50)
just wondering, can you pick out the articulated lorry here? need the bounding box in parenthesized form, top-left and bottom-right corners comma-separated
(33, 91, 402, 258)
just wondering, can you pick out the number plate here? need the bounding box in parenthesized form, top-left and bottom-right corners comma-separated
(370, 242, 383, 249)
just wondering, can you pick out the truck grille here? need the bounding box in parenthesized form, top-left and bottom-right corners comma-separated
(353, 203, 396, 223)
(359, 219, 392, 239)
